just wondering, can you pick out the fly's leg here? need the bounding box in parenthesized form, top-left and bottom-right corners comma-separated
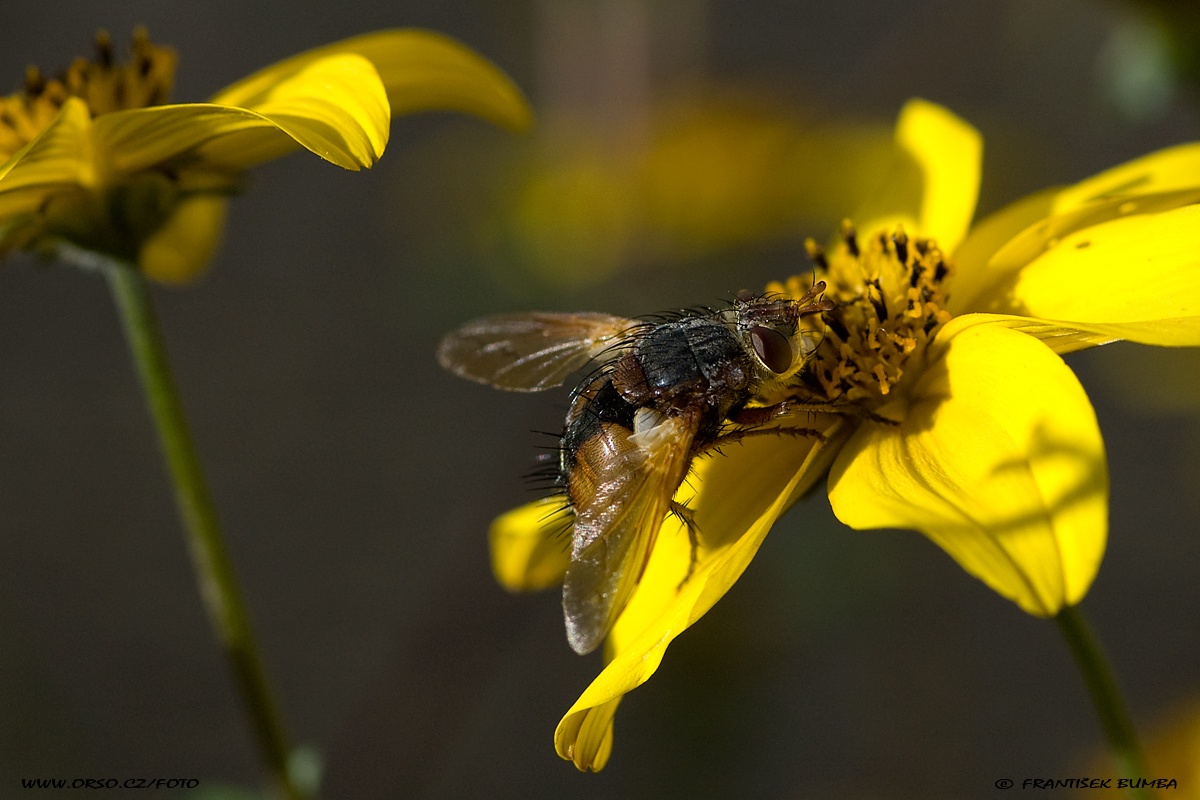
(775, 395, 900, 427)
(726, 401, 796, 427)
(696, 401, 830, 453)
(730, 395, 900, 429)
(669, 501, 700, 590)
(705, 426, 828, 451)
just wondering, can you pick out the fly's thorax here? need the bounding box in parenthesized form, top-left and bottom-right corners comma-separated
(769, 223, 954, 413)
(1, 28, 177, 163)
(612, 317, 752, 413)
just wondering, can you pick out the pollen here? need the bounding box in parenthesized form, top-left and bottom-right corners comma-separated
(768, 221, 953, 407)
(0, 28, 177, 163)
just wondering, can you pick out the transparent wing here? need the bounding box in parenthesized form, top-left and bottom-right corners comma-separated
(437, 312, 639, 392)
(562, 409, 698, 655)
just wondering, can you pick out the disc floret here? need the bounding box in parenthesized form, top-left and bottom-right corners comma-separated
(770, 221, 954, 410)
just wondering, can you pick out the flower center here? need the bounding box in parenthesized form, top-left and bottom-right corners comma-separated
(768, 221, 954, 409)
(0, 28, 177, 163)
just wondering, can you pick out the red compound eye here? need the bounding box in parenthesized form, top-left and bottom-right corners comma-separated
(750, 325, 792, 373)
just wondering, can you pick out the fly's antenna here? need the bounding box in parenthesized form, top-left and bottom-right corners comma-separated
(785, 279, 835, 321)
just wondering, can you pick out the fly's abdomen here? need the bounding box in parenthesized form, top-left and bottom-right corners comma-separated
(560, 379, 638, 487)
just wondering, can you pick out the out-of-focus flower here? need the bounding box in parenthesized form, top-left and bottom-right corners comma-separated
(1072, 694, 1200, 798)
(501, 101, 894, 286)
(0, 27, 529, 281)
(492, 99, 1200, 770)
(389, 96, 897, 290)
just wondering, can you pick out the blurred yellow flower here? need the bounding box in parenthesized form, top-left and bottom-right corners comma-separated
(487, 99, 895, 287)
(1072, 694, 1199, 798)
(0, 27, 529, 282)
(492, 99, 1200, 770)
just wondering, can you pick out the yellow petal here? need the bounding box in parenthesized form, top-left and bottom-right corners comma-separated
(555, 418, 848, 770)
(975, 203, 1200, 347)
(945, 312, 1119, 355)
(556, 696, 620, 772)
(489, 497, 572, 592)
(1051, 142, 1200, 213)
(95, 54, 390, 173)
(954, 143, 1200, 312)
(948, 187, 1058, 314)
(138, 193, 229, 284)
(854, 99, 982, 253)
(0, 98, 96, 217)
(210, 29, 531, 133)
(828, 318, 1107, 615)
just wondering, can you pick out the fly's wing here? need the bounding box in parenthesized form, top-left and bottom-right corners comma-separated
(562, 408, 698, 655)
(437, 312, 639, 392)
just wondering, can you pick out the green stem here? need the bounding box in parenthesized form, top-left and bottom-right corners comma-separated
(99, 258, 308, 800)
(1055, 605, 1149, 800)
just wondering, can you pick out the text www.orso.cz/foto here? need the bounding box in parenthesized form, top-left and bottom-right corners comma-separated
(21, 778, 200, 790)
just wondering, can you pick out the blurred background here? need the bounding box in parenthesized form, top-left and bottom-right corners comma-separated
(2, 0, 1199, 798)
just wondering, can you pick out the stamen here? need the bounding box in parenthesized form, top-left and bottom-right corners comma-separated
(24, 65, 44, 94)
(804, 237, 829, 271)
(841, 220, 859, 257)
(909, 260, 923, 288)
(825, 313, 851, 343)
(95, 30, 114, 67)
(892, 228, 908, 265)
(868, 278, 888, 321)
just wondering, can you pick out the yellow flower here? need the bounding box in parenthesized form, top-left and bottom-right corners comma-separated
(491, 99, 1200, 770)
(498, 102, 896, 287)
(1073, 694, 1199, 799)
(0, 27, 529, 282)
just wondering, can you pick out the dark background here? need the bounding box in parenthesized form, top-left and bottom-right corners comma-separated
(1, 1, 1198, 798)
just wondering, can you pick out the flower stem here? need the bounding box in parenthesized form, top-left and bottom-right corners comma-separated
(1055, 605, 1149, 799)
(101, 259, 309, 800)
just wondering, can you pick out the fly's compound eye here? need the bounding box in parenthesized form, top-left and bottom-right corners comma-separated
(749, 325, 793, 374)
